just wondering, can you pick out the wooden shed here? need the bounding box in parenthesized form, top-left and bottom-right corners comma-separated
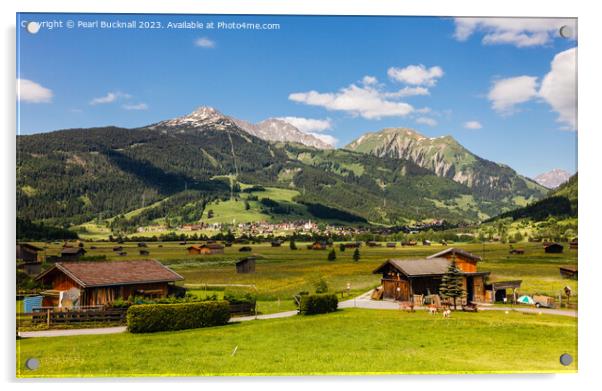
(308, 241, 328, 250)
(484, 280, 522, 303)
(236, 257, 256, 274)
(16, 243, 43, 263)
(569, 239, 578, 250)
(35, 259, 184, 307)
(373, 257, 489, 303)
(559, 266, 578, 279)
(187, 243, 225, 255)
(271, 240, 283, 247)
(544, 243, 564, 254)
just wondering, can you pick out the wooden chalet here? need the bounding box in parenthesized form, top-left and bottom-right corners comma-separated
(35, 260, 184, 307)
(236, 257, 256, 274)
(60, 247, 86, 261)
(426, 247, 482, 273)
(17, 243, 43, 263)
(373, 257, 490, 303)
(544, 242, 564, 254)
(308, 241, 328, 250)
(559, 266, 578, 279)
(187, 243, 225, 255)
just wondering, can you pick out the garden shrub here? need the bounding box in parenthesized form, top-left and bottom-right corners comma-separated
(299, 294, 338, 315)
(127, 301, 230, 333)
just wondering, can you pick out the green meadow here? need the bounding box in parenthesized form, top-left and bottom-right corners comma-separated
(17, 308, 577, 377)
(30, 241, 578, 304)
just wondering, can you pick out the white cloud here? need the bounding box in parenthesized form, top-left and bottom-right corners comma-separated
(122, 103, 149, 111)
(384, 86, 430, 98)
(90, 91, 131, 105)
(539, 47, 577, 130)
(276, 116, 332, 133)
(17, 79, 53, 103)
(487, 75, 538, 113)
(309, 133, 338, 147)
(289, 83, 414, 120)
(415, 117, 438, 127)
(387, 64, 444, 86)
(195, 37, 216, 48)
(464, 120, 483, 130)
(454, 18, 577, 47)
(362, 75, 378, 86)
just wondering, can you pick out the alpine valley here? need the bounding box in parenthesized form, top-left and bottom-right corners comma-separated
(17, 106, 549, 234)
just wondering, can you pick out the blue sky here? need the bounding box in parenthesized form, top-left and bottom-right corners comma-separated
(17, 14, 577, 178)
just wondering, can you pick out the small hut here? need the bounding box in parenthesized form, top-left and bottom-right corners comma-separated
(271, 240, 283, 247)
(569, 239, 578, 250)
(139, 249, 150, 256)
(16, 243, 43, 263)
(559, 266, 578, 279)
(187, 244, 225, 255)
(386, 242, 397, 248)
(544, 243, 564, 254)
(236, 257, 256, 274)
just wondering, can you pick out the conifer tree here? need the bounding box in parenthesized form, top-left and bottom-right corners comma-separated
(327, 248, 336, 261)
(439, 258, 465, 310)
(352, 248, 360, 262)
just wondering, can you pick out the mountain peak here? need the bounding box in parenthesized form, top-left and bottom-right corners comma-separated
(534, 168, 572, 189)
(149, 106, 235, 131)
(188, 106, 224, 119)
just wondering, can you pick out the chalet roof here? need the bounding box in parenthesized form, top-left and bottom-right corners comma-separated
(35, 259, 183, 288)
(544, 242, 564, 248)
(373, 258, 490, 277)
(426, 247, 482, 262)
(60, 247, 86, 255)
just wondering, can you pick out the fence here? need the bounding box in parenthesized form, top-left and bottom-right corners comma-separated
(17, 307, 127, 328)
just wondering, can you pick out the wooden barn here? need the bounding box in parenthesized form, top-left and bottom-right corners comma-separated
(236, 257, 256, 273)
(559, 266, 578, 279)
(187, 243, 225, 255)
(16, 243, 43, 263)
(35, 260, 183, 307)
(544, 243, 564, 254)
(60, 247, 87, 261)
(308, 241, 328, 250)
(374, 249, 489, 303)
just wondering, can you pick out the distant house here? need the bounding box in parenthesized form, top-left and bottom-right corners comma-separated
(401, 240, 417, 246)
(35, 259, 183, 307)
(239, 246, 253, 252)
(373, 257, 490, 303)
(187, 244, 225, 255)
(386, 242, 397, 248)
(426, 247, 482, 273)
(60, 247, 87, 261)
(422, 240, 432, 246)
(271, 240, 283, 247)
(343, 242, 361, 249)
(366, 241, 381, 247)
(509, 248, 525, 255)
(559, 266, 578, 279)
(137, 242, 148, 248)
(544, 243, 564, 254)
(236, 257, 256, 274)
(308, 241, 328, 250)
(139, 249, 150, 256)
(16, 243, 43, 263)
(569, 239, 578, 250)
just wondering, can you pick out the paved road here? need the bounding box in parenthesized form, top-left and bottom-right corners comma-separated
(18, 292, 576, 338)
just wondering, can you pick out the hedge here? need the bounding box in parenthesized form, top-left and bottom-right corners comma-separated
(299, 294, 338, 315)
(127, 301, 231, 333)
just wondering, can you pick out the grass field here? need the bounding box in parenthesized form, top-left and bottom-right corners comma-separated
(16, 308, 577, 377)
(29, 241, 578, 304)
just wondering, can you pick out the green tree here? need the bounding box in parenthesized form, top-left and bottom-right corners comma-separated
(244, 200, 250, 210)
(207, 209, 214, 219)
(314, 278, 328, 293)
(327, 249, 336, 261)
(352, 248, 360, 262)
(339, 243, 345, 252)
(439, 258, 465, 310)
(289, 238, 297, 250)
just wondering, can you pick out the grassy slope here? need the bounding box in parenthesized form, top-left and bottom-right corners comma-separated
(17, 308, 577, 377)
